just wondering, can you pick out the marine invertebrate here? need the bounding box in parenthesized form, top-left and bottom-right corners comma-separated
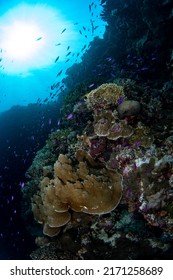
(32, 152, 123, 236)
(129, 122, 154, 148)
(107, 120, 134, 140)
(122, 150, 173, 231)
(117, 100, 141, 118)
(86, 83, 125, 110)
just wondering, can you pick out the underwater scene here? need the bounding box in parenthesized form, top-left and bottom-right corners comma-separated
(0, 0, 173, 260)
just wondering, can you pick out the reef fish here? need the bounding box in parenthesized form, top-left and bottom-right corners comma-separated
(36, 37, 42, 41)
(61, 28, 67, 34)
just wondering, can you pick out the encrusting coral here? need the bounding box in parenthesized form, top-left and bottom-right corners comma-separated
(86, 83, 125, 110)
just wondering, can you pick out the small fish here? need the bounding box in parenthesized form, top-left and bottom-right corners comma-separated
(57, 70, 63, 76)
(81, 45, 87, 51)
(74, 22, 79, 25)
(67, 46, 70, 51)
(140, 67, 148, 71)
(83, 26, 86, 30)
(36, 37, 42, 41)
(79, 30, 82, 35)
(76, 52, 80, 57)
(20, 182, 25, 188)
(101, 0, 107, 5)
(65, 58, 70, 63)
(61, 28, 66, 34)
(55, 43, 61, 46)
(90, 20, 94, 34)
(66, 51, 71, 57)
(55, 56, 60, 63)
(89, 83, 95, 88)
(114, 127, 119, 132)
(55, 82, 60, 87)
(67, 113, 73, 120)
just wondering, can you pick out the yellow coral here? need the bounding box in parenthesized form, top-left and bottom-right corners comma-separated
(129, 122, 154, 148)
(86, 83, 125, 110)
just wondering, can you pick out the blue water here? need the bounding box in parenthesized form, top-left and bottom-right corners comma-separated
(0, 0, 105, 112)
(0, 0, 105, 259)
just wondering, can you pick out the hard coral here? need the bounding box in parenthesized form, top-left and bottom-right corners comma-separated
(32, 177, 71, 237)
(93, 108, 134, 141)
(32, 152, 123, 236)
(129, 122, 154, 148)
(107, 120, 134, 140)
(54, 153, 122, 214)
(86, 83, 125, 110)
(117, 100, 141, 118)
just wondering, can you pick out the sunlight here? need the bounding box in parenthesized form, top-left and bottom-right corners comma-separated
(2, 21, 44, 60)
(0, 3, 77, 75)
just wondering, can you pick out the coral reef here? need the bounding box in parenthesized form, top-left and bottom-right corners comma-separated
(23, 80, 173, 259)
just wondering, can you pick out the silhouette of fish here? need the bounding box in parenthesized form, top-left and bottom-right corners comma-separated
(57, 70, 63, 76)
(66, 51, 71, 57)
(61, 28, 66, 34)
(36, 37, 42, 41)
(81, 45, 87, 51)
(54, 56, 60, 63)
